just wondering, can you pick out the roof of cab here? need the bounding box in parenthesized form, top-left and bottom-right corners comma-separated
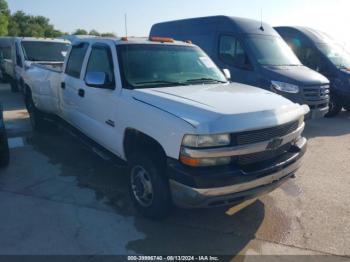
(275, 26, 334, 44)
(151, 15, 280, 37)
(17, 37, 70, 44)
(73, 36, 195, 46)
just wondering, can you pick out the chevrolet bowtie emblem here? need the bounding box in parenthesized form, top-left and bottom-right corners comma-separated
(266, 138, 283, 150)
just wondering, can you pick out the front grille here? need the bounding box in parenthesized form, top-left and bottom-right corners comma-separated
(303, 85, 330, 102)
(237, 143, 292, 165)
(231, 121, 299, 146)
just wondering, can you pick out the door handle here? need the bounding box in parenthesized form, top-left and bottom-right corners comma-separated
(61, 82, 66, 89)
(78, 89, 85, 97)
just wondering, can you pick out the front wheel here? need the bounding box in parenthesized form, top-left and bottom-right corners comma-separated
(128, 153, 172, 219)
(25, 93, 47, 132)
(325, 95, 342, 118)
(0, 131, 9, 168)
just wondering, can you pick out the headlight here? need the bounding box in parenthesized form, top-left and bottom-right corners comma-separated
(271, 81, 299, 94)
(180, 134, 231, 167)
(182, 134, 230, 148)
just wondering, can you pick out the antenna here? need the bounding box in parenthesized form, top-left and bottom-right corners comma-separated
(124, 13, 128, 37)
(259, 8, 264, 31)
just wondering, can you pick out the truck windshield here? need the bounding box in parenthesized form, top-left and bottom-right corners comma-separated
(244, 35, 302, 66)
(21, 41, 70, 62)
(117, 44, 227, 89)
(317, 42, 350, 69)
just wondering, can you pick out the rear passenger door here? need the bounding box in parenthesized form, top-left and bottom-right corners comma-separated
(216, 34, 259, 86)
(14, 42, 23, 81)
(61, 42, 89, 127)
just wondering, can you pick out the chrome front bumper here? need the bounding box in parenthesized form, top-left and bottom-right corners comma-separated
(308, 106, 329, 119)
(170, 137, 307, 208)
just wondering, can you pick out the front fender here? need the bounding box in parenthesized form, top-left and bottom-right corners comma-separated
(117, 95, 196, 160)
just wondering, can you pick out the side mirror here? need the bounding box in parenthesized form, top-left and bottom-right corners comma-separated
(24, 61, 31, 70)
(85, 71, 112, 88)
(222, 69, 231, 80)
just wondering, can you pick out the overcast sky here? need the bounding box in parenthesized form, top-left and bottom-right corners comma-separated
(7, 0, 350, 46)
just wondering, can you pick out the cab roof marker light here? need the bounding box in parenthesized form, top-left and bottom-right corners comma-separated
(149, 36, 174, 43)
(121, 37, 128, 41)
(185, 40, 192, 44)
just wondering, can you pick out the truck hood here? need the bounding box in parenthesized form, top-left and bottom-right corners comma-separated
(133, 83, 309, 133)
(261, 65, 329, 86)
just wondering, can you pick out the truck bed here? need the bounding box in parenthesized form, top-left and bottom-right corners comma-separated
(31, 62, 64, 73)
(23, 62, 63, 116)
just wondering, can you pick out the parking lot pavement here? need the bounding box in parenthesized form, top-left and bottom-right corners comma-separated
(0, 82, 349, 259)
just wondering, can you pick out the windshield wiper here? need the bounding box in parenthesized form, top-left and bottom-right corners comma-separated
(185, 78, 227, 84)
(134, 80, 188, 87)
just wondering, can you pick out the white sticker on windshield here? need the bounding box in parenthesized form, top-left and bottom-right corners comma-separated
(199, 57, 216, 68)
(61, 51, 67, 57)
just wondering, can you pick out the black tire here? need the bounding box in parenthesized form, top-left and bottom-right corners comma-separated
(10, 79, 19, 93)
(325, 95, 342, 118)
(25, 92, 47, 132)
(128, 153, 172, 219)
(0, 131, 9, 168)
(1, 73, 9, 83)
(343, 105, 350, 111)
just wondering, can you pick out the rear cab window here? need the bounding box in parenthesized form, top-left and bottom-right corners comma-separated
(65, 43, 89, 78)
(0, 47, 12, 60)
(15, 42, 23, 67)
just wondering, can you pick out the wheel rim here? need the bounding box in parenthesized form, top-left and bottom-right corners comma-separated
(131, 165, 154, 207)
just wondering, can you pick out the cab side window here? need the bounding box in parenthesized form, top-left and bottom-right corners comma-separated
(303, 48, 322, 71)
(15, 43, 22, 67)
(285, 36, 321, 70)
(65, 43, 89, 78)
(219, 35, 251, 70)
(85, 45, 115, 86)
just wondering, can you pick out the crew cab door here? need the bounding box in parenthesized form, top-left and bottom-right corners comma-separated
(75, 43, 119, 153)
(60, 42, 89, 125)
(14, 41, 24, 81)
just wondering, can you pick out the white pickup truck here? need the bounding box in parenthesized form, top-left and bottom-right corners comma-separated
(23, 37, 309, 218)
(1, 37, 70, 92)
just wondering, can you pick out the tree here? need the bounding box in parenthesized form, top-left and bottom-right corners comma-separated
(7, 16, 19, 36)
(7, 11, 63, 37)
(73, 29, 88, 35)
(0, 0, 9, 36)
(101, 32, 116, 37)
(89, 29, 100, 36)
(8, 11, 29, 36)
